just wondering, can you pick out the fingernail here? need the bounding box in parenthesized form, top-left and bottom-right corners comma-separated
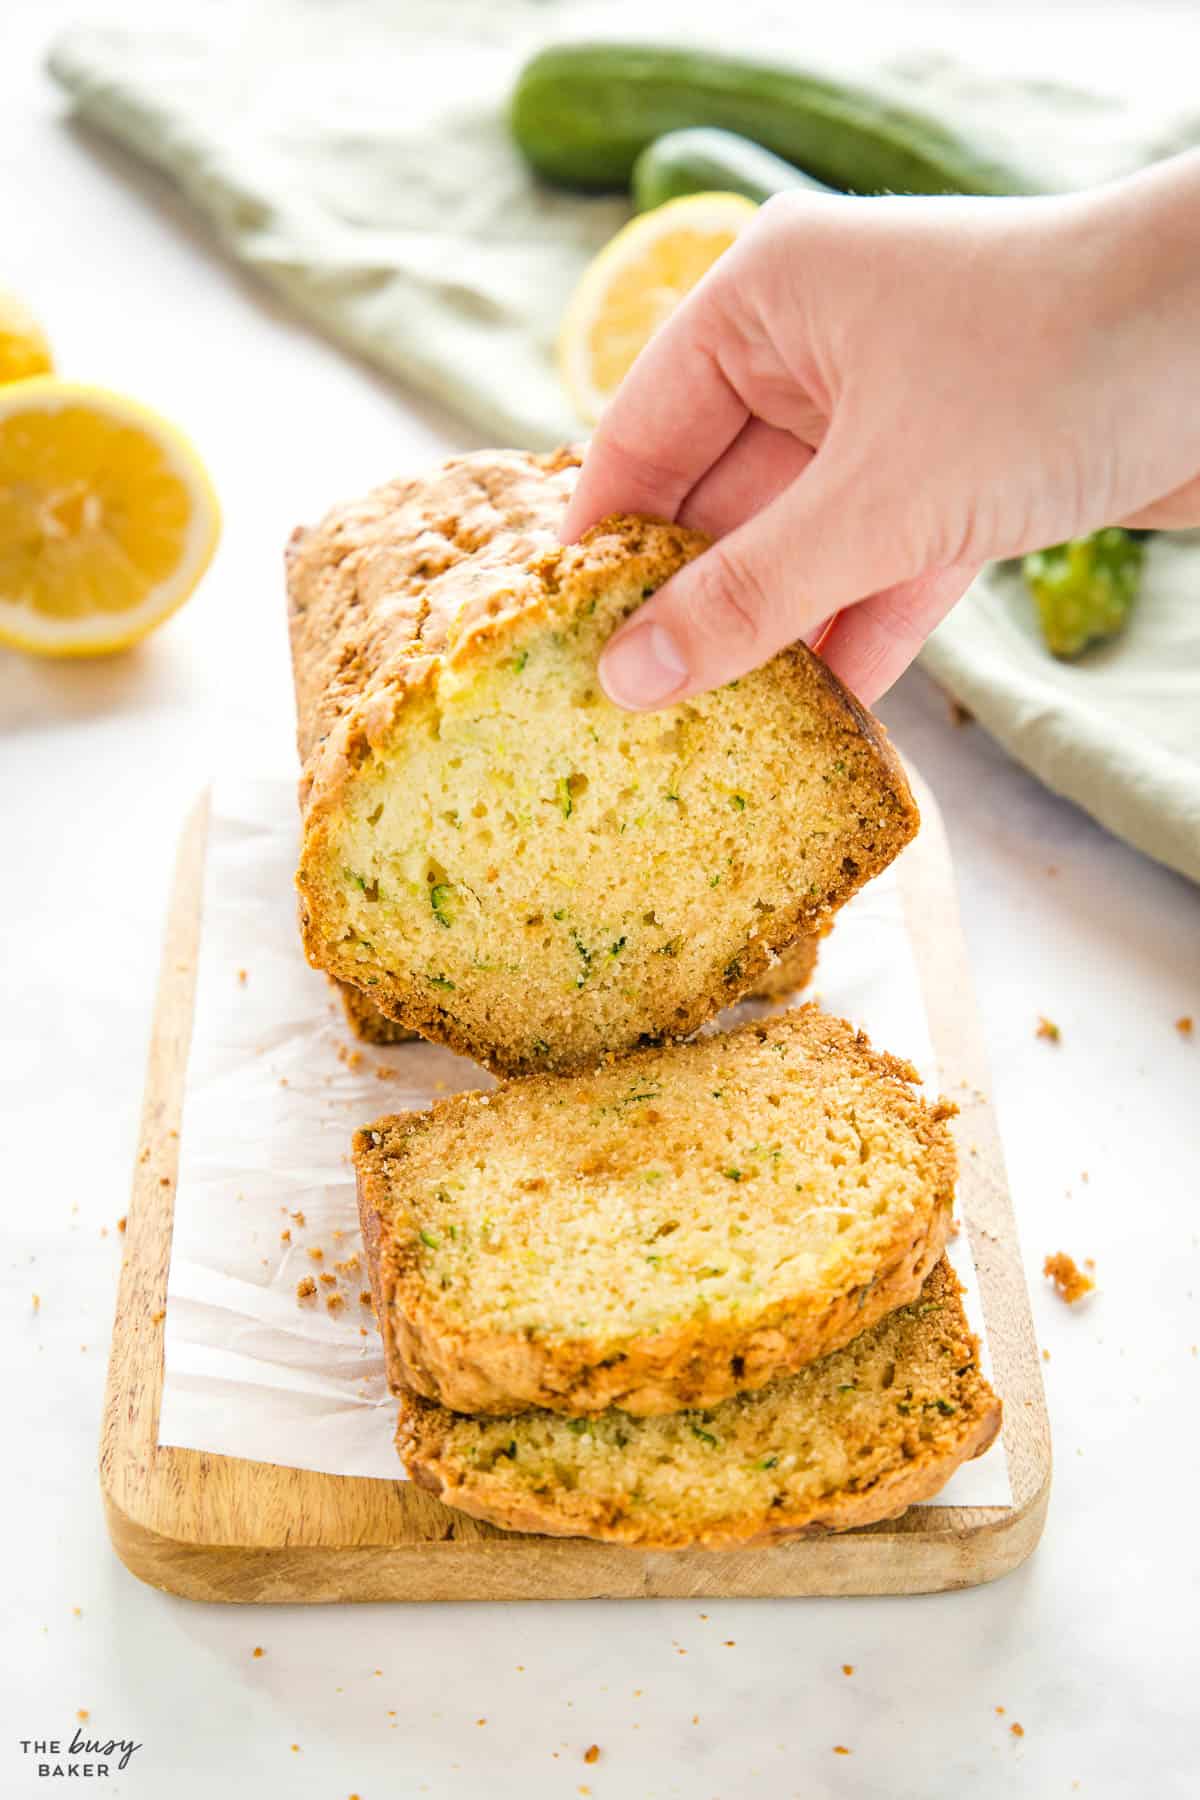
(599, 621, 689, 710)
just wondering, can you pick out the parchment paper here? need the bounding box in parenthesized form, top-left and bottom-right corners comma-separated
(158, 778, 1013, 1506)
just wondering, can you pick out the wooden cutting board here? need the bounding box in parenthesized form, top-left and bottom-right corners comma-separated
(101, 768, 1049, 1603)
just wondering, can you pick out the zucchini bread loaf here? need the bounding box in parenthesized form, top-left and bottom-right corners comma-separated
(354, 1009, 956, 1417)
(396, 1256, 1001, 1548)
(289, 448, 917, 1077)
(332, 926, 824, 1047)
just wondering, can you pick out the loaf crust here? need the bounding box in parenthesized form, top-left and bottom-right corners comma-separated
(355, 1009, 956, 1417)
(289, 449, 917, 1077)
(394, 1257, 1002, 1548)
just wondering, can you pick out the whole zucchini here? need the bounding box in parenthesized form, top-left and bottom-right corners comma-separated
(511, 42, 1040, 197)
(632, 128, 831, 211)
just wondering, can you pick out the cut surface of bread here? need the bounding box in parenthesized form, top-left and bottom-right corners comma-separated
(396, 1257, 1001, 1548)
(289, 448, 917, 1076)
(334, 927, 823, 1047)
(354, 1009, 956, 1417)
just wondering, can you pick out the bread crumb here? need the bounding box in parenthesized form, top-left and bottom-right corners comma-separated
(291, 1745, 300, 1753)
(360, 1289, 373, 1306)
(1044, 1252, 1095, 1304)
(1035, 1016, 1060, 1043)
(296, 1277, 317, 1300)
(1175, 1016, 1193, 1037)
(77, 1711, 88, 1722)
(842, 1664, 854, 1676)
(159, 1176, 171, 1188)
(117, 1216, 127, 1233)
(252, 1646, 264, 1658)
(1011, 1722, 1025, 1739)
(237, 969, 248, 985)
(946, 1215, 960, 1239)
(319, 1272, 337, 1287)
(375, 1064, 398, 1081)
(31, 1293, 39, 1313)
(723, 1640, 735, 1647)
(1042, 1348, 1051, 1362)
(476, 1718, 486, 1726)
(72, 1608, 82, 1617)
(336, 1254, 361, 1274)
(995, 1706, 1005, 1715)
(834, 1745, 851, 1755)
(280, 1228, 292, 1244)
(326, 1293, 345, 1313)
(359, 1326, 369, 1337)
(308, 1246, 324, 1262)
(150, 1309, 165, 1325)
(584, 1745, 600, 1764)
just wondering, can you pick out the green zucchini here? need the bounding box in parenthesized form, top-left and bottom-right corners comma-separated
(511, 42, 1041, 197)
(632, 128, 830, 211)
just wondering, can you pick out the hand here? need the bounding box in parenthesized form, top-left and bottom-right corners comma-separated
(562, 153, 1200, 709)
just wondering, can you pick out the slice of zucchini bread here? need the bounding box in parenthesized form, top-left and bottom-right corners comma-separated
(353, 1009, 956, 1417)
(395, 1257, 1001, 1548)
(288, 447, 917, 1077)
(333, 927, 823, 1046)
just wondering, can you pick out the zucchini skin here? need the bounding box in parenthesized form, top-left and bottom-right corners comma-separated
(632, 128, 830, 210)
(511, 43, 1040, 197)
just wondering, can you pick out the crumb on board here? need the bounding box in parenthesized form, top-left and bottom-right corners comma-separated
(77, 1711, 88, 1723)
(336, 1254, 361, 1274)
(1011, 1722, 1025, 1739)
(237, 969, 248, 985)
(1044, 1253, 1095, 1304)
(280, 1229, 291, 1244)
(359, 1326, 369, 1337)
(326, 1293, 345, 1313)
(159, 1176, 171, 1188)
(1035, 1016, 1061, 1043)
(360, 1290, 372, 1306)
(1176, 1016, 1194, 1037)
(995, 1706, 1005, 1715)
(31, 1293, 39, 1313)
(319, 1272, 337, 1288)
(336, 1043, 365, 1071)
(584, 1745, 600, 1764)
(291, 1209, 306, 1226)
(72, 1608, 81, 1617)
(252, 1646, 264, 1658)
(842, 1664, 854, 1676)
(834, 1745, 851, 1756)
(150, 1309, 165, 1325)
(946, 1215, 960, 1239)
(1042, 1348, 1051, 1361)
(296, 1277, 317, 1300)
(308, 1246, 324, 1262)
(723, 1640, 735, 1648)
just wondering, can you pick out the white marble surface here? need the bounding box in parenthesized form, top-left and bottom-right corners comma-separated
(2, 3, 1198, 1796)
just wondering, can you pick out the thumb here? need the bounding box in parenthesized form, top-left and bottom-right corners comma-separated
(598, 451, 922, 709)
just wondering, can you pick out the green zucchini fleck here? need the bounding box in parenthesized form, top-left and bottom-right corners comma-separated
(430, 883, 456, 928)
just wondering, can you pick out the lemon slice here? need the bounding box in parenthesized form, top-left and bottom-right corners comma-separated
(0, 378, 220, 656)
(559, 192, 759, 425)
(0, 290, 54, 384)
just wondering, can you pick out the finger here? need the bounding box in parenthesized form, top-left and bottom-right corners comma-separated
(561, 263, 751, 541)
(678, 418, 815, 539)
(1120, 471, 1200, 530)
(816, 565, 979, 706)
(597, 443, 920, 709)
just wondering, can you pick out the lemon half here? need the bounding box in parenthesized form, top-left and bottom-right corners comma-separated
(558, 192, 759, 425)
(0, 377, 220, 656)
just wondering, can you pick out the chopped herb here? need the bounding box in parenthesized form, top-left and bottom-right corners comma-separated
(756, 1455, 778, 1470)
(418, 1229, 440, 1251)
(552, 908, 567, 921)
(724, 1169, 742, 1182)
(426, 974, 457, 992)
(565, 1419, 589, 1434)
(343, 868, 367, 891)
(833, 759, 846, 775)
(571, 930, 593, 987)
(430, 883, 455, 928)
(837, 1383, 857, 1393)
(513, 649, 528, 672)
(609, 936, 627, 957)
(729, 793, 747, 811)
(556, 776, 573, 818)
(690, 1425, 719, 1449)
(930, 1399, 957, 1416)
(532, 1038, 550, 1057)
(645, 1254, 661, 1266)
(709, 874, 721, 887)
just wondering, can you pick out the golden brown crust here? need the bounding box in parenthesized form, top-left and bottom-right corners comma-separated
(354, 1008, 957, 1416)
(394, 1259, 1003, 1548)
(333, 977, 415, 1045)
(290, 449, 918, 1076)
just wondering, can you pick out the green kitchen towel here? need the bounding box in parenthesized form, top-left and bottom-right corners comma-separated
(47, 1, 1200, 882)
